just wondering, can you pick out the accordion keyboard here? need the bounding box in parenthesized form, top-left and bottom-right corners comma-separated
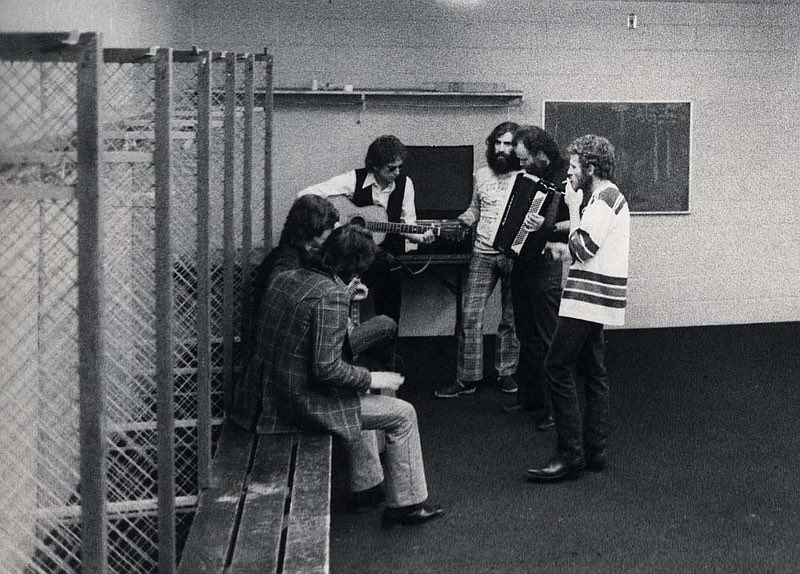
(510, 192, 547, 255)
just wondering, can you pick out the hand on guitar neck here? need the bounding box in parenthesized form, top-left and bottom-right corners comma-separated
(345, 277, 367, 326)
(347, 278, 369, 302)
(327, 195, 466, 245)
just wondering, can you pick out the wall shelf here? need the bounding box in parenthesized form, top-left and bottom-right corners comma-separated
(271, 88, 524, 111)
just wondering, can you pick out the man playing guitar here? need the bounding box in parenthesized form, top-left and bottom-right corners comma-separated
(298, 135, 435, 324)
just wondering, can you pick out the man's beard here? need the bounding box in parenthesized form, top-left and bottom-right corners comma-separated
(574, 172, 593, 193)
(486, 149, 518, 174)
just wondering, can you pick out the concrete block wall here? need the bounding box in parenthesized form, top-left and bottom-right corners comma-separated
(198, 0, 800, 333)
(4, 0, 799, 333)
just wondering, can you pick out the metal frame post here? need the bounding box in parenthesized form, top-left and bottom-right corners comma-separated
(77, 30, 108, 574)
(154, 46, 176, 574)
(195, 51, 213, 489)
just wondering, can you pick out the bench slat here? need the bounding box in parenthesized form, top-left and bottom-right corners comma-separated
(177, 421, 253, 574)
(227, 433, 294, 573)
(282, 434, 332, 574)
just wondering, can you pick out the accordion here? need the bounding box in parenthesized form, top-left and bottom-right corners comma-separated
(492, 172, 563, 262)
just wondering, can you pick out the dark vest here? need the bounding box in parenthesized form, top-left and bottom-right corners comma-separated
(352, 168, 407, 254)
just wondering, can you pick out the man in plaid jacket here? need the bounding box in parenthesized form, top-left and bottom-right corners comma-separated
(247, 194, 397, 372)
(234, 224, 444, 525)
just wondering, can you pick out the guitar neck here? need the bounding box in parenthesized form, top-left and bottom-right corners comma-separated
(364, 220, 437, 236)
(344, 279, 361, 326)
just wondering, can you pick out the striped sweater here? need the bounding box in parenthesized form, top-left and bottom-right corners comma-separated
(560, 184, 630, 326)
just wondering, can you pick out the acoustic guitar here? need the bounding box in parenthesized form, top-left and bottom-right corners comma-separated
(328, 195, 465, 244)
(343, 277, 366, 326)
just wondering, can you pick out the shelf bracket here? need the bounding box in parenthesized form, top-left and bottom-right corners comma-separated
(357, 93, 366, 124)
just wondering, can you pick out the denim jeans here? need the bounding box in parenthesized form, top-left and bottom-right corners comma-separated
(346, 394, 428, 507)
(349, 314, 397, 371)
(543, 316, 609, 461)
(511, 258, 563, 413)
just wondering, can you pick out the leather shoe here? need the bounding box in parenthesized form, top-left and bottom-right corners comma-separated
(586, 452, 607, 472)
(382, 502, 445, 526)
(434, 381, 477, 399)
(525, 458, 585, 482)
(535, 415, 555, 431)
(501, 403, 532, 414)
(498, 375, 518, 394)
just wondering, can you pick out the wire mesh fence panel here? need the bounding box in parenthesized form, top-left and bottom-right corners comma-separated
(170, 60, 201, 502)
(100, 60, 160, 573)
(2, 43, 271, 573)
(231, 58, 247, 391)
(206, 54, 267, 432)
(244, 56, 270, 350)
(208, 58, 228, 421)
(0, 56, 84, 574)
(250, 60, 268, 263)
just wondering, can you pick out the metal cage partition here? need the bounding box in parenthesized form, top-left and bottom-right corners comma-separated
(0, 33, 274, 574)
(0, 32, 105, 574)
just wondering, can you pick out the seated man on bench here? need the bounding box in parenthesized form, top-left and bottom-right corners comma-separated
(247, 194, 396, 372)
(233, 223, 444, 526)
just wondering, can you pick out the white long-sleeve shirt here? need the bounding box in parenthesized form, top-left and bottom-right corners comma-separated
(298, 169, 419, 224)
(560, 184, 630, 326)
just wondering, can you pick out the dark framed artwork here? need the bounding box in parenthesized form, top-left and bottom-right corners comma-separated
(544, 101, 691, 214)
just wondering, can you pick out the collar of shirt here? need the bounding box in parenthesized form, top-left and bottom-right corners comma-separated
(361, 172, 395, 210)
(362, 171, 395, 194)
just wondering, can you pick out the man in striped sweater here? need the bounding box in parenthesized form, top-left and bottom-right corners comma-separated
(525, 135, 630, 482)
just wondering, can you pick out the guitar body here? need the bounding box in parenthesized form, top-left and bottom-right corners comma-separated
(328, 195, 389, 244)
(327, 194, 466, 246)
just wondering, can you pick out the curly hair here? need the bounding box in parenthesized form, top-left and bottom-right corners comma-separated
(279, 195, 339, 248)
(485, 121, 519, 147)
(566, 134, 616, 181)
(364, 135, 407, 172)
(320, 224, 378, 283)
(512, 124, 566, 171)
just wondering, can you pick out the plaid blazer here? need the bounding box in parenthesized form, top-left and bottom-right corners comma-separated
(230, 267, 371, 444)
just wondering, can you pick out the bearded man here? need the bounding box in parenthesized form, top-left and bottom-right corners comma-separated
(499, 125, 572, 434)
(525, 134, 630, 482)
(435, 122, 522, 399)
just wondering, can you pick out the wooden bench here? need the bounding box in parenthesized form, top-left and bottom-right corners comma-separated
(178, 421, 332, 574)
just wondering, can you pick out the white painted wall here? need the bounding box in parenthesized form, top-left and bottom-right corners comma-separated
(4, 0, 799, 334)
(4, 0, 195, 46)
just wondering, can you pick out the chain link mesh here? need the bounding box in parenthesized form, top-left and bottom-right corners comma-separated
(101, 60, 161, 573)
(0, 59, 83, 574)
(1, 46, 267, 573)
(171, 62, 201, 504)
(209, 58, 230, 419)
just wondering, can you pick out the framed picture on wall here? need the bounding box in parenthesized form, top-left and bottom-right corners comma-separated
(544, 101, 691, 214)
